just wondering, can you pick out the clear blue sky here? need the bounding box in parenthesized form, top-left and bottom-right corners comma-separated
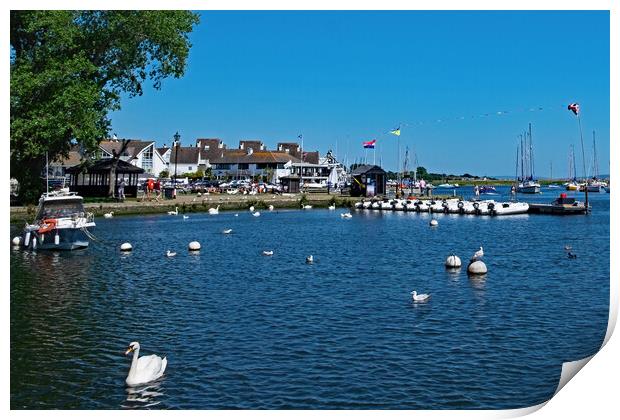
(110, 10, 610, 177)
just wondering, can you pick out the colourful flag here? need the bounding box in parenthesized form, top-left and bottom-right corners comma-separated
(390, 126, 401, 136)
(363, 139, 376, 149)
(297, 134, 303, 140)
(567, 103, 580, 115)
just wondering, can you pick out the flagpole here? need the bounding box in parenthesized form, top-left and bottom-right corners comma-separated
(576, 113, 589, 213)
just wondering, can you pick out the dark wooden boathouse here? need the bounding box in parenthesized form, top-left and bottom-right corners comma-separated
(65, 159, 144, 197)
(350, 165, 387, 197)
(280, 175, 301, 194)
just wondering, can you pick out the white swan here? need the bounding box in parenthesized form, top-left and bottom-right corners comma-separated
(268, 205, 274, 211)
(166, 250, 176, 257)
(411, 290, 431, 303)
(302, 204, 312, 209)
(340, 212, 352, 218)
(104, 211, 114, 218)
(328, 204, 336, 210)
(125, 342, 167, 386)
(167, 207, 178, 216)
(208, 205, 219, 215)
(262, 250, 274, 256)
(249, 205, 255, 212)
(223, 229, 232, 234)
(306, 255, 314, 264)
(182, 215, 189, 219)
(473, 246, 484, 260)
(252, 211, 261, 217)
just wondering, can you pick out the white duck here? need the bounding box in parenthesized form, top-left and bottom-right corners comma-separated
(166, 250, 176, 257)
(262, 250, 274, 256)
(306, 255, 314, 264)
(223, 229, 232, 234)
(411, 290, 431, 303)
(328, 204, 336, 210)
(252, 211, 261, 217)
(473, 246, 484, 260)
(208, 205, 220, 215)
(104, 211, 114, 218)
(167, 207, 178, 216)
(125, 342, 167, 386)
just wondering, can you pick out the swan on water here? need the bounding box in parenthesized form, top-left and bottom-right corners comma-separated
(234, 213, 239, 217)
(306, 255, 314, 264)
(223, 229, 232, 234)
(268, 205, 274, 211)
(411, 290, 431, 303)
(125, 342, 167, 387)
(166, 250, 176, 257)
(208, 205, 220, 215)
(252, 211, 261, 217)
(473, 246, 484, 260)
(104, 211, 114, 218)
(249, 205, 255, 212)
(328, 204, 336, 210)
(302, 204, 312, 209)
(262, 250, 274, 256)
(167, 207, 178, 216)
(340, 212, 352, 218)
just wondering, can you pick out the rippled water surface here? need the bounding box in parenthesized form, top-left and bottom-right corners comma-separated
(11, 188, 610, 409)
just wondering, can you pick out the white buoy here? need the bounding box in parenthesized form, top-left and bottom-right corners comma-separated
(188, 241, 201, 251)
(54, 233, 60, 245)
(467, 260, 488, 275)
(120, 242, 133, 252)
(12, 236, 22, 246)
(430, 219, 438, 227)
(445, 255, 462, 268)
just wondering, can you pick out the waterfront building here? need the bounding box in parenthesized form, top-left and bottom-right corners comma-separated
(65, 158, 144, 197)
(98, 139, 167, 177)
(350, 165, 387, 197)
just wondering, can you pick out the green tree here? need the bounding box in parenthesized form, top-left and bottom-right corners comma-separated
(11, 10, 200, 202)
(159, 169, 170, 179)
(416, 166, 428, 178)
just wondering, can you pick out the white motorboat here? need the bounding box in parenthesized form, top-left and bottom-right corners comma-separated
(404, 200, 417, 211)
(473, 200, 495, 215)
(21, 189, 96, 250)
(442, 199, 461, 214)
(393, 199, 405, 211)
(362, 200, 373, 209)
(414, 200, 430, 212)
(517, 180, 541, 194)
(380, 199, 393, 210)
(428, 200, 445, 213)
(489, 201, 530, 216)
(457, 200, 477, 215)
(371, 201, 381, 210)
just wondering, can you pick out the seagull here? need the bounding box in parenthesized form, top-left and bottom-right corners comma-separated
(249, 205, 255, 212)
(167, 207, 178, 216)
(262, 250, 274, 256)
(223, 229, 232, 234)
(411, 290, 431, 303)
(103, 211, 114, 218)
(166, 250, 177, 257)
(567, 252, 577, 259)
(564, 245, 573, 251)
(183, 215, 189, 219)
(252, 211, 261, 217)
(306, 255, 314, 264)
(473, 246, 484, 260)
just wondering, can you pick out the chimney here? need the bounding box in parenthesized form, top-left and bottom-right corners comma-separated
(247, 147, 253, 155)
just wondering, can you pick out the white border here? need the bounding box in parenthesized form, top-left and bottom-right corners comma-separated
(3, 1, 617, 419)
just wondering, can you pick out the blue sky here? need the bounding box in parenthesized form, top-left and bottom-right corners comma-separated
(110, 10, 610, 177)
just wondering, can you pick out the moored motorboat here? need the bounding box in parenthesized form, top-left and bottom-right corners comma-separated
(457, 200, 477, 215)
(473, 200, 495, 215)
(443, 199, 461, 214)
(428, 200, 445, 213)
(414, 200, 430, 212)
(489, 201, 529, 216)
(21, 189, 96, 250)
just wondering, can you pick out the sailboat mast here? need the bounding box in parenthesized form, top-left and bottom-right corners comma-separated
(592, 130, 599, 179)
(46, 151, 49, 194)
(529, 123, 535, 179)
(572, 144, 577, 181)
(520, 135, 524, 181)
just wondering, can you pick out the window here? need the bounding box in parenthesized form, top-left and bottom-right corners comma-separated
(188, 166, 193, 171)
(216, 164, 231, 170)
(238, 163, 249, 170)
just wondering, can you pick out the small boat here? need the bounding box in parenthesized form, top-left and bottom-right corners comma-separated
(393, 199, 405, 211)
(371, 200, 381, 210)
(457, 200, 477, 215)
(517, 180, 541, 194)
(473, 200, 495, 215)
(479, 186, 498, 195)
(565, 181, 581, 191)
(489, 201, 529, 216)
(404, 200, 417, 211)
(547, 184, 561, 189)
(380, 199, 393, 210)
(436, 183, 456, 189)
(414, 200, 430, 212)
(528, 193, 589, 215)
(362, 200, 373, 209)
(443, 199, 461, 214)
(428, 200, 445, 213)
(21, 189, 96, 250)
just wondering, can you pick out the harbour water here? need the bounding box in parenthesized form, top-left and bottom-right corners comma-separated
(10, 187, 610, 409)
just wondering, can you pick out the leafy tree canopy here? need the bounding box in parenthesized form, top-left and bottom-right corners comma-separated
(10, 10, 200, 203)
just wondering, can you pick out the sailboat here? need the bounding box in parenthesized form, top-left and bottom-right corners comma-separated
(580, 131, 604, 192)
(547, 161, 560, 189)
(565, 145, 580, 191)
(516, 123, 541, 194)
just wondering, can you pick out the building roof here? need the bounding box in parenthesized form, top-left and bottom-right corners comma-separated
(66, 158, 145, 174)
(211, 150, 300, 164)
(169, 147, 200, 164)
(99, 139, 154, 159)
(303, 151, 320, 164)
(238, 140, 264, 151)
(52, 147, 84, 167)
(351, 165, 386, 176)
(277, 142, 301, 158)
(156, 147, 170, 156)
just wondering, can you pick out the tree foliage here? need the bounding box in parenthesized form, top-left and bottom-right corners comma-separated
(10, 10, 200, 203)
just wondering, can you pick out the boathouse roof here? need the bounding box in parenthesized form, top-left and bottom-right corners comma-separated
(65, 158, 145, 174)
(351, 165, 386, 175)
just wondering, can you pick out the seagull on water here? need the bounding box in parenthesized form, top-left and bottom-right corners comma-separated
(223, 229, 232, 234)
(306, 255, 314, 264)
(166, 250, 177, 257)
(262, 250, 274, 256)
(411, 290, 431, 303)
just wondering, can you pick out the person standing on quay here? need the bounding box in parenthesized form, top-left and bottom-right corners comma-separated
(117, 179, 126, 201)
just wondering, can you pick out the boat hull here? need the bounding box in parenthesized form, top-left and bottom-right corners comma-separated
(22, 227, 93, 250)
(517, 185, 541, 194)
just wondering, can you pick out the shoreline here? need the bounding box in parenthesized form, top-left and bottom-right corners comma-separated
(9, 192, 461, 223)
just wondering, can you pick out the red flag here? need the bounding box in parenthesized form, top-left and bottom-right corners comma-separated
(567, 103, 580, 115)
(363, 139, 376, 149)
